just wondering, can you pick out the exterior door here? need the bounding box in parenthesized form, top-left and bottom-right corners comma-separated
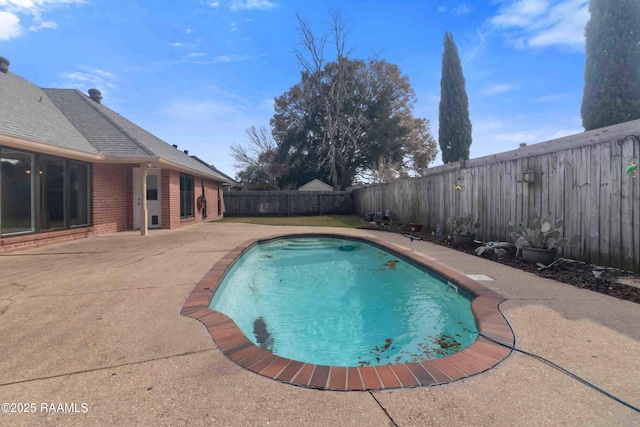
(133, 168, 162, 229)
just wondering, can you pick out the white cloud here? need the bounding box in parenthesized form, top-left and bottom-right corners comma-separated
(29, 19, 56, 30)
(481, 83, 517, 95)
(212, 54, 249, 63)
(0, 0, 84, 38)
(230, 21, 238, 32)
(86, 67, 116, 80)
(0, 11, 21, 40)
(438, 6, 446, 12)
(453, 3, 470, 16)
(57, 66, 118, 97)
(490, 0, 588, 50)
(185, 28, 193, 34)
(169, 42, 184, 47)
(230, 0, 277, 11)
(209, 1, 219, 7)
(492, 0, 548, 27)
(187, 52, 206, 58)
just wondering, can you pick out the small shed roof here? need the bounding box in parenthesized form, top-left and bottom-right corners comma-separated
(298, 179, 333, 192)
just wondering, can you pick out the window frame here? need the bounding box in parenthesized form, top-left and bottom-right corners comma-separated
(179, 173, 195, 219)
(0, 146, 92, 237)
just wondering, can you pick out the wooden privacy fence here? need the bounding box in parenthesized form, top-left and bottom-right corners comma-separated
(224, 190, 352, 217)
(353, 119, 640, 272)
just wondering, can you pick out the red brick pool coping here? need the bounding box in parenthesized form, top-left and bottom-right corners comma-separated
(180, 233, 515, 391)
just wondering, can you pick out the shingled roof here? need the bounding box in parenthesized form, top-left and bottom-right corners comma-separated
(0, 63, 227, 183)
(43, 89, 228, 182)
(0, 70, 98, 155)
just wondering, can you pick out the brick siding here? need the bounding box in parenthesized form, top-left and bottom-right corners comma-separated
(92, 163, 133, 234)
(1, 164, 224, 253)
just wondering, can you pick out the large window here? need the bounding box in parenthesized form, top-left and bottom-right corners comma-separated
(70, 162, 90, 227)
(180, 173, 194, 218)
(40, 156, 65, 230)
(1, 149, 34, 235)
(0, 147, 91, 236)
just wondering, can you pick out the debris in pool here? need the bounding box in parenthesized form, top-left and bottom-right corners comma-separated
(383, 259, 400, 269)
(367, 338, 394, 363)
(340, 244, 354, 251)
(433, 333, 461, 350)
(253, 317, 274, 351)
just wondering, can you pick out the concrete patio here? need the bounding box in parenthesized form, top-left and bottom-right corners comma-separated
(0, 223, 638, 426)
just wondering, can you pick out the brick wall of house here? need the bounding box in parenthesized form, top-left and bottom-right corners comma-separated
(161, 171, 224, 229)
(1, 165, 224, 253)
(162, 169, 181, 229)
(0, 227, 94, 253)
(92, 163, 133, 234)
(203, 180, 224, 220)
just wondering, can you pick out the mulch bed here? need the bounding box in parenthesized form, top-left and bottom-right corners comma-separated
(360, 221, 640, 305)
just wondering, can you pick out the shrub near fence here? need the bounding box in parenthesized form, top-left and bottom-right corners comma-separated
(224, 190, 352, 217)
(353, 119, 640, 273)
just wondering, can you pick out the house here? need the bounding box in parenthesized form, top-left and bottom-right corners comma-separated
(190, 155, 244, 192)
(298, 178, 333, 192)
(0, 57, 229, 253)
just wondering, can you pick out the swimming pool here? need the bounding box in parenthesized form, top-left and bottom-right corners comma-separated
(210, 237, 478, 367)
(181, 233, 515, 391)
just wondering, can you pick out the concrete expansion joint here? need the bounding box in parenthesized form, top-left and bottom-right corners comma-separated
(0, 349, 214, 388)
(23, 282, 197, 299)
(369, 391, 398, 427)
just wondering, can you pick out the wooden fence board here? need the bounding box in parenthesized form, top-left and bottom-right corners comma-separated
(350, 124, 640, 272)
(599, 143, 611, 267)
(589, 143, 601, 265)
(224, 191, 352, 217)
(633, 136, 640, 273)
(579, 146, 591, 262)
(609, 141, 622, 268)
(621, 137, 635, 271)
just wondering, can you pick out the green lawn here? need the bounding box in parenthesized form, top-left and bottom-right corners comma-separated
(217, 215, 368, 228)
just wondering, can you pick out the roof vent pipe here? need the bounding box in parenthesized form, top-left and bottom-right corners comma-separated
(172, 144, 178, 149)
(88, 88, 102, 104)
(0, 57, 9, 74)
(183, 150, 189, 155)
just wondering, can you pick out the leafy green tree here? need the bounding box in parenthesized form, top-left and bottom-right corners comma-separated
(581, 0, 640, 130)
(439, 32, 472, 164)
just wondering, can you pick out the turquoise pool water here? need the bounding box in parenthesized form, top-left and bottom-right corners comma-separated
(210, 237, 478, 367)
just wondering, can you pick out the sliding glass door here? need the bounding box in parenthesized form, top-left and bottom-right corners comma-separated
(0, 147, 91, 237)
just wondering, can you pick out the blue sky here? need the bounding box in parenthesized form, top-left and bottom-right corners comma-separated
(1, 0, 589, 178)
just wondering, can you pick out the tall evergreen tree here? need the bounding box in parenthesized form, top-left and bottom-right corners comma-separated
(439, 32, 472, 164)
(581, 0, 640, 131)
